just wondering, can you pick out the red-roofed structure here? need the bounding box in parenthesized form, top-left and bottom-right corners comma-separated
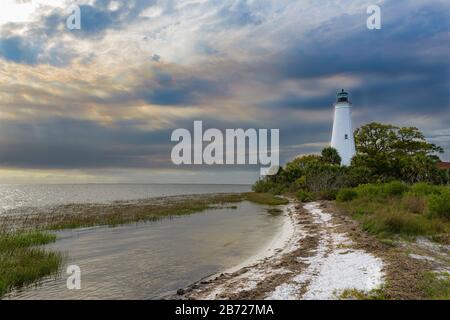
(437, 162, 450, 169)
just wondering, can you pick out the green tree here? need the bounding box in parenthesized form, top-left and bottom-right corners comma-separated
(342, 165, 373, 187)
(252, 124, 446, 196)
(321, 147, 341, 165)
(353, 122, 444, 181)
(354, 123, 443, 158)
(401, 154, 440, 184)
(302, 161, 344, 193)
(395, 127, 443, 156)
(354, 123, 398, 156)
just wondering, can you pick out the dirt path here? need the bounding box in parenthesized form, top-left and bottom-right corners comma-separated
(175, 200, 385, 300)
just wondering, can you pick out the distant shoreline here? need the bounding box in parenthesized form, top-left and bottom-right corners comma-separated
(1, 192, 287, 232)
(0, 184, 252, 215)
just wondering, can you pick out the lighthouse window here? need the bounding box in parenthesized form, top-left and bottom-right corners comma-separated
(344, 134, 349, 140)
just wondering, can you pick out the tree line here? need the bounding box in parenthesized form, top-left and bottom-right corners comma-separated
(253, 122, 450, 200)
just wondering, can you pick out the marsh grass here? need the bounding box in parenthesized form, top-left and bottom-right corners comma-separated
(3, 194, 245, 232)
(244, 193, 289, 206)
(2, 193, 288, 232)
(0, 231, 56, 251)
(0, 231, 63, 297)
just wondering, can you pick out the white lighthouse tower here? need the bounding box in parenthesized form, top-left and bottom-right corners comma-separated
(331, 89, 356, 166)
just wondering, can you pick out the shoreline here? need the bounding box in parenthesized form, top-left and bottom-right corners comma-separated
(2, 193, 288, 299)
(174, 200, 386, 300)
(176, 199, 450, 300)
(204, 202, 296, 280)
(225, 205, 296, 275)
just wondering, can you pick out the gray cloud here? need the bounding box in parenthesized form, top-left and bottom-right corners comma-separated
(0, 118, 172, 169)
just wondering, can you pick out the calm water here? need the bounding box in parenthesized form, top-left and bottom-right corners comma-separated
(0, 184, 251, 213)
(7, 201, 284, 300)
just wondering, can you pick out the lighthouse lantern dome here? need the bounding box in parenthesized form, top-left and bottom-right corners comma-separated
(336, 89, 349, 103)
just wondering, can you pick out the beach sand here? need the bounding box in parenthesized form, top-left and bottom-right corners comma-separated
(174, 200, 385, 300)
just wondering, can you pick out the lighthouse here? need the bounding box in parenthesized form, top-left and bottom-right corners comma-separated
(331, 89, 356, 166)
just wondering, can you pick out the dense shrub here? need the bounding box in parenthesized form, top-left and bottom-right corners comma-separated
(342, 165, 373, 187)
(408, 183, 443, 197)
(383, 181, 409, 196)
(321, 147, 341, 165)
(336, 188, 358, 202)
(428, 190, 450, 220)
(302, 161, 344, 193)
(361, 211, 443, 236)
(296, 190, 315, 202)
(317, 189, 338, 200)
(252, 179, 286, 195)
(354, 184, 384, 198)
(352, 181, 409, 199)
(336, 182, 450, 239)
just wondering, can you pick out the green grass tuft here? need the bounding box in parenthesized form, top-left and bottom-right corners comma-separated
(0, 231, 56, 251)
(339, 287, 387, 300)
(336, 188, 357, 202)
(296, 190, 315, 202)
(0, 231, 64, 297)
(418, 272, 450, 300)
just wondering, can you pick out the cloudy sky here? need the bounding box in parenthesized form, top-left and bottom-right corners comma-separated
(0, 0, 449, 184)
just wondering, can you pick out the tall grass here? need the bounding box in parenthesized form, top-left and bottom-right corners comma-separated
(337, 182, 450, 241)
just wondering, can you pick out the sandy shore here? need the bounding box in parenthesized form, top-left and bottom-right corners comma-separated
(174, 200, 385, 300)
